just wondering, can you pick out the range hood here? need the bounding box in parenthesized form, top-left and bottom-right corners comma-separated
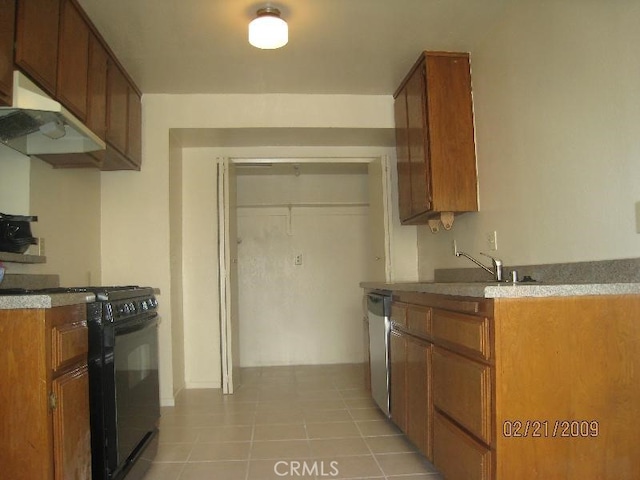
(0, 71, 106, 156)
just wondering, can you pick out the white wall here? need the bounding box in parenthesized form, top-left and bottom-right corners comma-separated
(29, 159, 102, 285)
(417, 0, 640, 279)
(237, 170, 368, 206)
(236, 171, 370, 366)
(180, 149, 220, 388)
(0, 145, 30, 215)
(0, 150, 101, 286)
(101, 92, 408, 404)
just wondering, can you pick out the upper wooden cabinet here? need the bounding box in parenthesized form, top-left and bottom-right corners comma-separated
(394, 52, 478, 226)
(57, 0, 90, 121)
(106, 60, 129, 155)
(100, 59, 142, 170)
(0, 0, 16, 106)
(8, 0, 143, 171)
(86, 32, 108, 141)
(14, 0, 61, 97)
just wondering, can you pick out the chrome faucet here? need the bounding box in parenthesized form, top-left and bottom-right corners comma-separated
(455, 250, 504, 282)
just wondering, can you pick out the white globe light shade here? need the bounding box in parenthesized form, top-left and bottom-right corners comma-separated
(249, 10, 288, 49)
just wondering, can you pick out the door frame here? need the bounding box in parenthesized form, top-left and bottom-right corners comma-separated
(217, 155, 394, 393)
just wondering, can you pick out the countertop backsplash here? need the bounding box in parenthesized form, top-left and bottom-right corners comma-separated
(0, 273, 60, 290)
(434, 257, 640, 284)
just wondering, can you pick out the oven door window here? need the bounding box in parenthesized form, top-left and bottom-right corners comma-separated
(114, 315, 160, 466)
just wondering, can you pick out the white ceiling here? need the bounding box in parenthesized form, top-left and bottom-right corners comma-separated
(76, 0, 510, 95)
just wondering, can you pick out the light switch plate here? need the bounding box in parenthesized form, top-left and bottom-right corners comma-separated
(636, 201, 640, 234)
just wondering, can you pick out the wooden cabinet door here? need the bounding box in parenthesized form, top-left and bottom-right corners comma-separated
(432, 347, 492, 445)
(0, 0, 16, 106)
(389, 330, 407, 431)
(0, 309, 52, 479)
(406, 336, 432, 459)
(425, 54, 478, 213)
(86, 33, 108, 140)
(405, 61, 431, 217)
(393, 52, 478, 224)
(106, 60, 129, 155)
(393, 87, 412, 222)
(433, 411, 492, 480)
(57, 0, 89, 120)
(127, 86, 142, 168)
(15, 0, 60, 96)
(52, 365, 92, 480)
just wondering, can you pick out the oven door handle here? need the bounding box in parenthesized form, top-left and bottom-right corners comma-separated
(113, 313, 159, 336)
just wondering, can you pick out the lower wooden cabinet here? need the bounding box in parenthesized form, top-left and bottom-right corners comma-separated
(406, 336, 432, 457)
(390, 307, 432, 460)
(0, 304, 91, 479)
(432, 346, 491, 444)
(389, 330, 407, 432)
(387, 291, 640, 480)
(433, 410, 492, 480)
(52, 365, 92, 479)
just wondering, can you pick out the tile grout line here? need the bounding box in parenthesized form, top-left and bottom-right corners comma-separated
(347, 402, 389, 480)
(163, 365, 426, 480)
(244, 413, 255, 480)
(244, 368, 261, 480)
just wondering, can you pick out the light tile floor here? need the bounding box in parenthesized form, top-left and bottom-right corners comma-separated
(144, 364, 443, 480)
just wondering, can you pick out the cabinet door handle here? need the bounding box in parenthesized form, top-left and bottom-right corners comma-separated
(49, 392, 57, 410)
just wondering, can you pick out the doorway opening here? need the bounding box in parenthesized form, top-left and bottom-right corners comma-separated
(218, 156, 393, 393)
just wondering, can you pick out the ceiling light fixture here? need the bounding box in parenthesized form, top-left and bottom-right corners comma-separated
(248, 6, 288, 50)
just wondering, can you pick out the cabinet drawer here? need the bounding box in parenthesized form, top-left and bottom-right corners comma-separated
(432, 347, 492, 444)
(52, 322, 88, 371)
(407, 305, 431, 339)
(433, 411, 492, 480)
(391, 303, 407, 328)
(432, 309, 490, 359)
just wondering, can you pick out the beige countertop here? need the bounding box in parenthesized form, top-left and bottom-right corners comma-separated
(360, 281, 640, 298)
(0, 292, 95, 309)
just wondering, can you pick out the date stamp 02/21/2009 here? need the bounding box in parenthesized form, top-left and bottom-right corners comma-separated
(502, 420, 600, 438)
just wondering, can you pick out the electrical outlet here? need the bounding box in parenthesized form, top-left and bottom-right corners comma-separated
(486, 231, 498, 251)
(294, 253, 303, 266)
(452, 239, 458, 256)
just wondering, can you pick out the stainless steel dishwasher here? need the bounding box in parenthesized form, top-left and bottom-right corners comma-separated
(367, 291, 391, 417)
